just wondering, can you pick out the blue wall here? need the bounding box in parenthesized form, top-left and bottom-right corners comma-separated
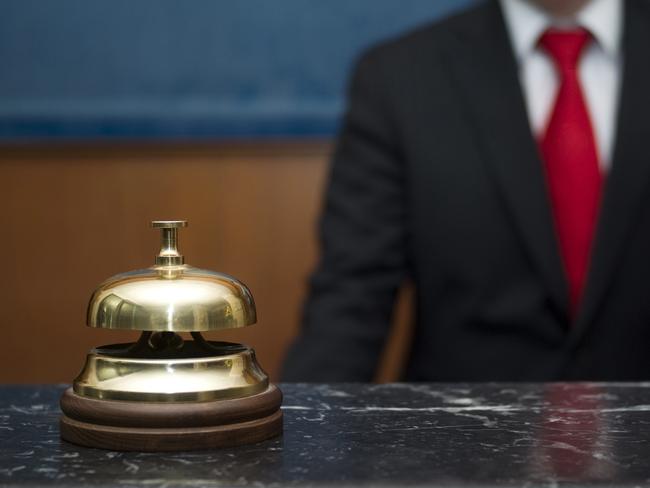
(0, 0, 478, 140)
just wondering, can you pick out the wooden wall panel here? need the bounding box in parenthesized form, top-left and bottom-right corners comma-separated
(0, 142, 412, 384)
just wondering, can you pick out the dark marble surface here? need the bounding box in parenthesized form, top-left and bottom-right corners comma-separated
(2, 383, 650, 487)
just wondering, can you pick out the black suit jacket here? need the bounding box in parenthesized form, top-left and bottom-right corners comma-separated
(283, 0, 650, 381)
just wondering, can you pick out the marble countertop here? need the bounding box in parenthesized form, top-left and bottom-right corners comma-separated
(2, 383, 650, 487)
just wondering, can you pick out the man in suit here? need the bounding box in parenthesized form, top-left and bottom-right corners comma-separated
(283, 0, 650, 381)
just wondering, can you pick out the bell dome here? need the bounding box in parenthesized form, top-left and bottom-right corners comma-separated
(86, 220, 256, 332)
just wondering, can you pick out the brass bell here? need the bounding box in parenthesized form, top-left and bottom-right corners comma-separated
(59, 220, 283, 451)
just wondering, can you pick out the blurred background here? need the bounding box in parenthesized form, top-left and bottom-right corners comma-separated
(0, 0, 475, 384)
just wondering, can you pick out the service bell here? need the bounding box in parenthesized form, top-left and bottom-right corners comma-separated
(59, 220, 283, 451)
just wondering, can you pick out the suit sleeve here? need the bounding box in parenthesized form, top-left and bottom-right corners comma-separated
(282, 51, 409, 381)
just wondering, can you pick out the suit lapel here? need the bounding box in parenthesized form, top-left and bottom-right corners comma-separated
(572, 0, 650, 341)
(444, 1, 569, 320)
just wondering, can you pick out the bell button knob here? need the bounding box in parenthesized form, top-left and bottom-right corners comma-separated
(151, 220, 188, 266)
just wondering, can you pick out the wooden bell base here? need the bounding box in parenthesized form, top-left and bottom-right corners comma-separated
(59, 384, 283, 451)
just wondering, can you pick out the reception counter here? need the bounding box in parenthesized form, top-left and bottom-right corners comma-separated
(2, 383, 649, 487)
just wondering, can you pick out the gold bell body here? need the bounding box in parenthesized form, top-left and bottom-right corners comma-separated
(59, 220, 283, 451)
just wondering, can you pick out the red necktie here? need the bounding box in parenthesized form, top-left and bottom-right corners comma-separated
(539, 28, 603, 317)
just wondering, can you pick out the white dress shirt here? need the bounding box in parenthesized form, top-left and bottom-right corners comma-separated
(499, 0, 623, 170)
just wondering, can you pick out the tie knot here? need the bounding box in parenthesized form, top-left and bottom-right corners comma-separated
(539, 28, 592, 70)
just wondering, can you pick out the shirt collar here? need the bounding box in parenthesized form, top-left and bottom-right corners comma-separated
(499, 0, 623, 61)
